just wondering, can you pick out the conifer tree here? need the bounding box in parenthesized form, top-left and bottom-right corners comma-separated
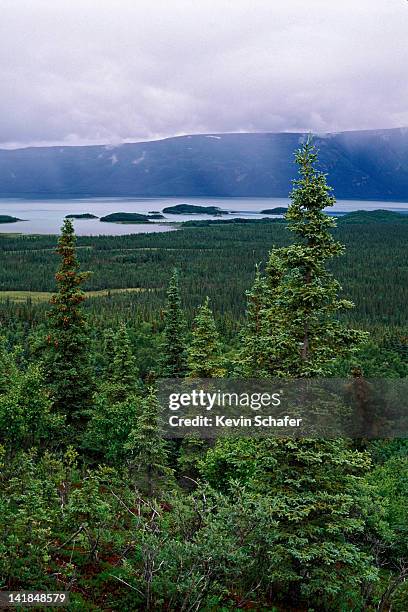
(204, 141, 374, 607)
(177, 432, 208, 484)
(272, 138, 366, 376)
(202, 436, 375, 608)
(187, 297, 226, 378)
(83, 392, 140, 464)
(84, 323, 141, 459)
(161, 269, 187, 377)
(235, 268, 268, 377)
(236, 139, 367, 378)
(109, 322, 140, 400)
(0, 336, 15, 395)
(102, 328, 115, 379)
(125, 389, 172, 496)
(43, 219, 93, 424)
(0, 362, 63, 450)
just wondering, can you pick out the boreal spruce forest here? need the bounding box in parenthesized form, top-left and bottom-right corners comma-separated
(0, 142, 407, 611)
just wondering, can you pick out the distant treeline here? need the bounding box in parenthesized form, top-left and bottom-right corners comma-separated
(0, 219, 407, 337)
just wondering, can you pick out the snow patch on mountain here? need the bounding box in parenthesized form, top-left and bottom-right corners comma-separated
(132, 151, 146, 165)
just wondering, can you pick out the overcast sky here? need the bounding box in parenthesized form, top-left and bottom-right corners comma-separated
(1, 0, 408, 148)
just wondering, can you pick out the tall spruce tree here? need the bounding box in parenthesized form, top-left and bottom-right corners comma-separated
(111, 322, 140, 399)
(161, 269, 187, 377)
(125, 389, 172, 496)
(236, 139, 367, 378)
(234, 267, 267, 377)
(44, 219, 93, 424)
(273, 138, 366, 376)
(187, 297, 226, 378)
(204, 141, 375, 608)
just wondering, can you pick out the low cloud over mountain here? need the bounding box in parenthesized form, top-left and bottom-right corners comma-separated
(2, 129, 408, 200)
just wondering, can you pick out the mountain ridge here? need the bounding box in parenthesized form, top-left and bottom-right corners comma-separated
(1, 128, 408, 200)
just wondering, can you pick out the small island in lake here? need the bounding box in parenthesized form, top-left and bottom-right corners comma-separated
(100, 212, 152, 224)
(65, 213, 99, 219)
(260, 207, 288, 214)
(0, 215, 23, 223)
(147, 213, 165, 219)
(162, 204, 228, 215)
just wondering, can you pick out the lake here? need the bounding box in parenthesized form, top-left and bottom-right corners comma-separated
(0, 196, 408, 235)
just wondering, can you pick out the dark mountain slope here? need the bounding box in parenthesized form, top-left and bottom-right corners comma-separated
(1, 129, 408, 199)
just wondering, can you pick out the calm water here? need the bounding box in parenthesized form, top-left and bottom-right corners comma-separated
(0, 196, 408, 236)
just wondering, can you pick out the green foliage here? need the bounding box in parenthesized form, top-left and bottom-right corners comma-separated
(362, 455, 408, 611)
(237, 140, 368, 378)
(125, 389, 173, 496)
(109, 322, 141, 401)
(177, 433, 208, 484)
(235, 259, 283, 377)
(0, 148, 406, 610)
(0, 449, 66, 588)
(202, 143, 385, 608)
(84, 324, 142, 463)
(201, 437, 377, 609)
(82, 392, 141, 465)
(63, 466, 121, 563)
(102, 328, 115, 378)
(0, 362, 63, 451)
(0, 217, 407, 334)
(338, 209, 408, 224)
(0, 336, 17, 393)
(43, 219, 94, 424)
(160, 269, 188, 377)
(331, 340, 408, 378)
(0, 340, 63, 451)
(119, 485, 277, 611)
(277, 141, 367, 375)
(188, 297, 226, 377)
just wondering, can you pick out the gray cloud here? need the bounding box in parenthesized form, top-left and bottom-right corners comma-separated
(1, 0, 408, 147)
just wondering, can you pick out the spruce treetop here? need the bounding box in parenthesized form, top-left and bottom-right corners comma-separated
(280, 139, 367, 375)
(236, 139, 367, 378)
(112, 322, 139, 390)
(188, 297, 226, 378)
(44, 219, 94, 423)
(161, 268, 188, 378)
(52, 219, 90, 308)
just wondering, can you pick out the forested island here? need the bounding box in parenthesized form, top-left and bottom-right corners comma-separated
(260, 206, 288, 214)
(65, 213, 99, 219)
(0, 214, 23, 223)
(162, 203, 228, 214)
(0, 142, 407, 611)
(100, 212, 152, 223)
(100, 212, 168, 223)
(147, 212, 165, 219)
